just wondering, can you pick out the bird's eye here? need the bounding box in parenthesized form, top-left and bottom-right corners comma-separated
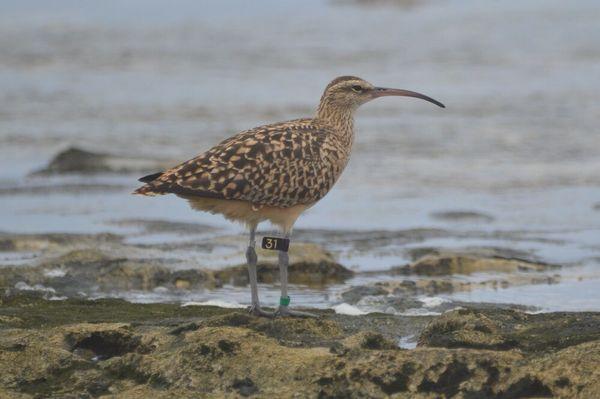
(351, 85, 363, 93)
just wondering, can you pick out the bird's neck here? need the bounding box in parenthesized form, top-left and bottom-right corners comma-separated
(316, 102, 356, 146)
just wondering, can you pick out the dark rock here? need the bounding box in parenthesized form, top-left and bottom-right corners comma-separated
(357, 332, 398, 350)
(37, 147, 110, 174)
(340, 285, 387, 304)
(405, 245, 537, 262)
(390, 279, 456, 296)
(231, 377, 258, 397)
(431, 210, 495, 223)
(215, 260, 353, 287)
(329, 342, 349, 356)
(32, 146, 173, 176)
(65, 325, 145, 360)
(0, 249, 213, 295)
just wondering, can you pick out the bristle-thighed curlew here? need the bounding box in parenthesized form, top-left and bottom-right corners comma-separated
(134, 76, 444, 317)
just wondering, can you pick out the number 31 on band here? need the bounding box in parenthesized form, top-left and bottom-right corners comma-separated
(261, 237, 290, 252)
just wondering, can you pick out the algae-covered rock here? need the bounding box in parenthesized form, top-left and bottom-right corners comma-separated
(418, 307, 600, 352)
(1, 294, 599, 398)
(215, 242, 353, 286)
(347, 271, 563, 308)
(340, 285, 388, 303)
(215, 261, 352, 287)
(395, 251, 555, 276)
(0, 232, 121, 253)
(418, 308, 517, 350)
(0, 232, 352, 297)
(0, 249, 213, 296)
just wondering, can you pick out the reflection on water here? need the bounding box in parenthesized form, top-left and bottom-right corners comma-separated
(0, 0, 599, 311)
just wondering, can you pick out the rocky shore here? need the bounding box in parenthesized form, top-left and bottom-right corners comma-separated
(1, 292, 599, 398)
(1, 225, 599, 397)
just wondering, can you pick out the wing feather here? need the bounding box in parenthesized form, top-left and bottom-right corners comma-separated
(134, 119, 342, 207)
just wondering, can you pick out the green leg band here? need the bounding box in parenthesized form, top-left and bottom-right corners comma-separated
(280, 296, 290, 306)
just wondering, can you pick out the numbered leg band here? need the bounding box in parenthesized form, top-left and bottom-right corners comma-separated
(280, 296, 291, 306)
(261, 236, 290, 252)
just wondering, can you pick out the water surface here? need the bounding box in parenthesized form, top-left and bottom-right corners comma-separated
(1, 0, 599, 312)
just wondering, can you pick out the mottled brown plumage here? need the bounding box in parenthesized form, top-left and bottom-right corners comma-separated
(135, 118, 349, 207)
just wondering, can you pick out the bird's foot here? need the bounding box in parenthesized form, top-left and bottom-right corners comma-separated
(275, 306, 318, 318)
(247, 304, 274, 318)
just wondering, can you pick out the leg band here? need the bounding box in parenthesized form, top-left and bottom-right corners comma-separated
(280, 296, 291, 306)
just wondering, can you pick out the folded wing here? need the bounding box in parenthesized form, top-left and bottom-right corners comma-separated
(134, 119, 340, 207)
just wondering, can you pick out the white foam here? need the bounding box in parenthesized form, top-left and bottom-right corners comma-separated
(333, 303, 368, 316)
(181, 300, 245, 309)
(419, 296, 449, 308)
(398, 308, 442, 316)
(398, 335, 417, 349)
(44, 269, 66, 278)
(14, 281, 56, 293)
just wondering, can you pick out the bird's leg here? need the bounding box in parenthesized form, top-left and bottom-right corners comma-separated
(275, 233, 317, 318)
(246, 226, 273, 318)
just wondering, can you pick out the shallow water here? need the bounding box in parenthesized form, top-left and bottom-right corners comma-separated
(0, 0, 599, 311)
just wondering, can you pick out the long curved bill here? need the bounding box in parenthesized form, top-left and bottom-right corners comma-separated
(372, 87, 445, 108)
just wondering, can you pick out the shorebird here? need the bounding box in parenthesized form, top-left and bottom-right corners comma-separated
(134, 76, 444, 317)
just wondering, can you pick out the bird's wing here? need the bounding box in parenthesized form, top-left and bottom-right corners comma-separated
(134, 119, 341, 207)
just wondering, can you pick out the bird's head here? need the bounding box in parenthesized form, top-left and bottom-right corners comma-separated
(317, 76, 444, 121)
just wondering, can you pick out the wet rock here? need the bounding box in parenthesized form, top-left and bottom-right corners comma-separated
(215, 243, 353, 286)
(431, 210, 495, 223)
(405, 245, 537, 262)
(32, 146, 173, 175)
(418, 308, 516, 350)
(342, 287, 534, 315)
(394, 251, 556, 276)
(418, 308, 600, 352)
(215, 260, 352, 286)
(0, 249, 213, 295)
(37, 147, 108, 174)
(0, 232, 121, 253)
(389, 279, 457, 296)
(354, 294, 424, 314)
(340, 285, 388, 304)
(0, 294, 598, 398)
(0, 232, 354, 297)
(23, 244, 349, 293)
(369, 272, 562, 303)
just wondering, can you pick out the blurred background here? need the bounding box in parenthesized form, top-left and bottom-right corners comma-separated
(0, 0, 599, 314)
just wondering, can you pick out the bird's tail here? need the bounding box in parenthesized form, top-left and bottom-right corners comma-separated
(133, 171, 166, 196)
(132, 184, 164, 196)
